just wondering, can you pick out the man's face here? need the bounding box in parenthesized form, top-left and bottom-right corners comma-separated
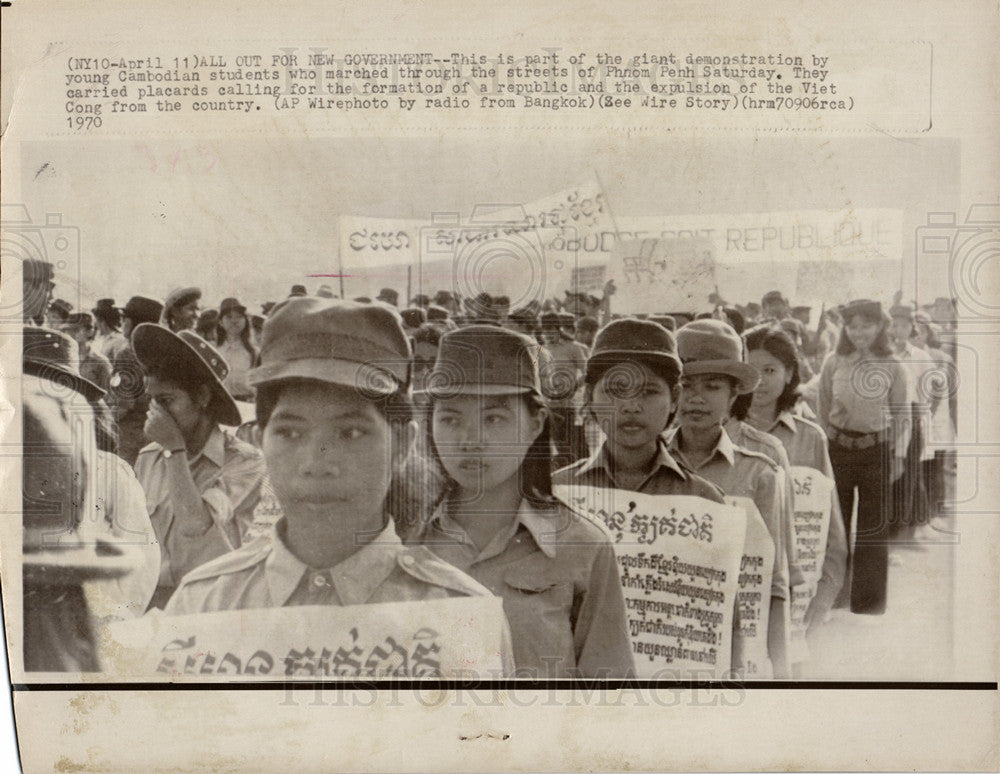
(261, 382, 397, 525)
(172, 300, 199, 331)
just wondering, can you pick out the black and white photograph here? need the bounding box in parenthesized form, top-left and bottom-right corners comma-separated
(1, 1, 998, 771)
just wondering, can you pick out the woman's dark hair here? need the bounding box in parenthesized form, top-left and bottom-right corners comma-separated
(836, 311, 893, 357)
(732, 325, 802, 420)
(423, 392, 556, 511)
(142, 359, 222, 423)
(583, 357, 679, 432)
(217, 310, 258, 362)
(255, 378, 429, 539)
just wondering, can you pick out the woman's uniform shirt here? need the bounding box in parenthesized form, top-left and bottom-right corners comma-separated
(135, 426, 265, 589)
(664, 428, 790, 602)
(165, 520, 499, 613)
(218, 339, 256, 400)
(552, 436, 725, 502)
(724, 418, 804, 589)
(817, 351, 911, 456)
(418, 498, 633, 678)
(759, 411, 848, 617)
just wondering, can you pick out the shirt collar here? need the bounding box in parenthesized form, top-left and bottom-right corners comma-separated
(431, 498, 558, 561)
(265, 518, 402, 606)
(576, 438, 687, 482)
(775, 411, 798, 434)
(665, 426, 736, 468)
(188, 425, 225, 468)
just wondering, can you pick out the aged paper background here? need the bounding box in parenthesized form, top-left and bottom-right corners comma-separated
(1, 0, 998, 770)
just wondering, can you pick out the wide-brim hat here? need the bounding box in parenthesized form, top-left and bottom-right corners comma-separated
(249, 297, 411, 397)
(676, 318, 760, 394)
(586, 318, 682, 384)
(132, 324, 242, 426)
(427, 325, 542, 398)
(23, 326, 106, 401)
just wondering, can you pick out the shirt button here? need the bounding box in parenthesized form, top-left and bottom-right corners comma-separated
(312, 574, 328, 588)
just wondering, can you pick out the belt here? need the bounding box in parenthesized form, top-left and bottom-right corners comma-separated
(828, 426, 886, 450)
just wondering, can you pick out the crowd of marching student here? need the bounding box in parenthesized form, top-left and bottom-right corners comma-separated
(21, 255, 958, 677)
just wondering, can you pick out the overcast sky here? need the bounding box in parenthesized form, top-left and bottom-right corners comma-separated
(13, 136, 958, 312)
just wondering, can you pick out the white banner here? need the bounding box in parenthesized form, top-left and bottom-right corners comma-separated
(338, 207, 902, 307)
(600, 210, 903, 310)
(339, 179, 613, 305)
(99, 597, 508, 680)
(727, 496, 777, 679)
(607, 237, 717, 313)
(787, 466, 836, 658)
(553, 485, 746, 678)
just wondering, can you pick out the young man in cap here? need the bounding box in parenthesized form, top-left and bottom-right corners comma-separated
(165, 298, 501, 616)
(132, 325, 265, 609)
(539, 311, 588, 467)
(92, 299, 129, 363)
(160, 287, 201, 333)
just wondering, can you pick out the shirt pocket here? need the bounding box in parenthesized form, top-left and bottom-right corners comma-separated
(501, 560, 576, 677)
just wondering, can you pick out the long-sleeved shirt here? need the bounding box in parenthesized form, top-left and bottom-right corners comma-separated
(817, 350, 911, 456)
(418, 498, 634, 678)
(135, 426, 265, 589)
